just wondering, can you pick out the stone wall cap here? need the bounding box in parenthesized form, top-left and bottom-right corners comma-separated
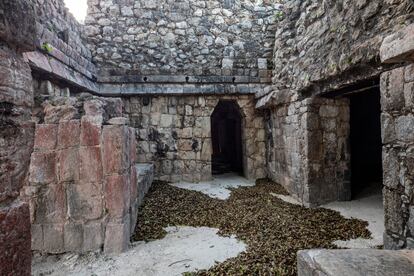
(381, 23, 414, 64)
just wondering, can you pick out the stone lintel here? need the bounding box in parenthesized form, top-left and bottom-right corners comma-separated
(298, 249, 414, 276)
(381, 23, 414, 64)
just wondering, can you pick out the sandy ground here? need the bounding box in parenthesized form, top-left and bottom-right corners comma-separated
(32, 226, 246, 276)
(171, 173, 255, 200)
(271, 184, 384, 249)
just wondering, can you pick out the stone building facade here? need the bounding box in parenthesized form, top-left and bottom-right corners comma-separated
(124, 94, 266, 182)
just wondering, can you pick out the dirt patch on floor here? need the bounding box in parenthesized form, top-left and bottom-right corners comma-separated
(133, 179, 371, 275)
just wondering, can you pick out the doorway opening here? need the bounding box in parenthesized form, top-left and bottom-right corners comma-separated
(211, 100, 243, 175)
(349, 87, 383, 199)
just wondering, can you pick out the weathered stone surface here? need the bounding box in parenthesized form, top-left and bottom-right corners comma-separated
(298, 249, 414, 276)
(29, 152, 57, 184)
(67, 183, 103, 221)
(80, 116, 102, 146)
(269, 0, 414, 99)
(102, 125, 129, 175)
(104, 221, 130, 254)
(0, 201, 31, 276)
(86, 0, 280, 76)
(58, 148, 80, 182)
(58, 120, 80, 148)
(104, 174, 130, 220)
(0, 0, 36, 51)
(42, 224, 64, 253)
(34, 124, 58, 150)
(124, 95, 265, 182)
(381, 24, 414, 64)
(79, 146, 103, 183)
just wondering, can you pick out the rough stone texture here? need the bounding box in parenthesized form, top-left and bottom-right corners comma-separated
(265, 0, 414, 103)
(24, 95, 147, 254)
(0, 0, 36, 51)
(266, 97, 350, 206)
(85, 0, 280, 76)
(381, 64, 414, 249)
(33, 0, 96, 79)
(381, 23, 414, 64)
(123, 94, 266, 182)
(0, 201, 32, 276)
(297, 249, 414, 276)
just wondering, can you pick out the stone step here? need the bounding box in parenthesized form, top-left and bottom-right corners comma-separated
(298, 249, 414, 276)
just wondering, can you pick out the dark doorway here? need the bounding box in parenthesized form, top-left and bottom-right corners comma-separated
(349, 87, 383, 198)
(211, 100, 243, 175)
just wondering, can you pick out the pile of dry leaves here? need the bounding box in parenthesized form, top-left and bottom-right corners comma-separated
(133, 179, 370, 275)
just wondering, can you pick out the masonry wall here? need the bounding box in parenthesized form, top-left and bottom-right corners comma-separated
(381, 64, 414, 249)
(0, 1, 36, 274)
(266, 97, 350, 206)
(269, 0, 414, 97)
(123, 94, 266, 182)
(23, 95, 138, 254)
(85, 0, 280, 77)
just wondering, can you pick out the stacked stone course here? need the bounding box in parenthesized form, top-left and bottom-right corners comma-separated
(24, 95, 141, 254)
(381, 64, 414, 249)
(85, 0, 280, 76)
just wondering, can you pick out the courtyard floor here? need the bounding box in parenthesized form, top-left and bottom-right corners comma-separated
(33, 175, 375, 276)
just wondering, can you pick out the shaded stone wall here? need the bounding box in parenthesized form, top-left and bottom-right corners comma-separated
(380, 23, 414, 248)
(123, 94, 266, 182)
(85, 0, 280, 77)
(23, 95, 139, 254)
(261, 0, 414, 105)
(0, 1, 36, 274)
(266, 97, 349, 206)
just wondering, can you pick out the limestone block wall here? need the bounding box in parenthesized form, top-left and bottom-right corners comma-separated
(381, 65, 414, 249)
(23, 96, 138, 254)
(85, 0, 280, 76)
(33, 0, 96, 79)
(123, 94, 266, 182)
(266, 97, 350, 206)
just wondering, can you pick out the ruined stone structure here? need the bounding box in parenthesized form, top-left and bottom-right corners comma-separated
(1, 0, 414, 275)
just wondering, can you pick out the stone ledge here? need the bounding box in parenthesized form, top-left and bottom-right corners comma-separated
(99, 83, 269, 96)
(298, 249, 414, 276)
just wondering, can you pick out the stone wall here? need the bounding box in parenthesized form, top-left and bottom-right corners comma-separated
(0, 1, 36, 274)
(380, 24, 414, 249)
(123, 94, 266, 182)
(23, 95, 139, 254)
(85, 0, 280, 76)
(262, 0, 414, 104)
(266, 97, 350, 206)
(34, 0, 96, 77)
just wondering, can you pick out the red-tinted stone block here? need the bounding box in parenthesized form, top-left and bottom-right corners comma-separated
(29, 152, 56, 184)
(34, 124, 57, 150)
(80, 116, 102, 146)
(58, 120, 80, 148)
(102, 125, 129, 175)
(58, 148, 79, 182)
(67, 183, 103, 221)
(79, 146, 103, 183)
(34, 184, 66, 224)
(0, 200, 31, 276)
(105, 174, 130, 220)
